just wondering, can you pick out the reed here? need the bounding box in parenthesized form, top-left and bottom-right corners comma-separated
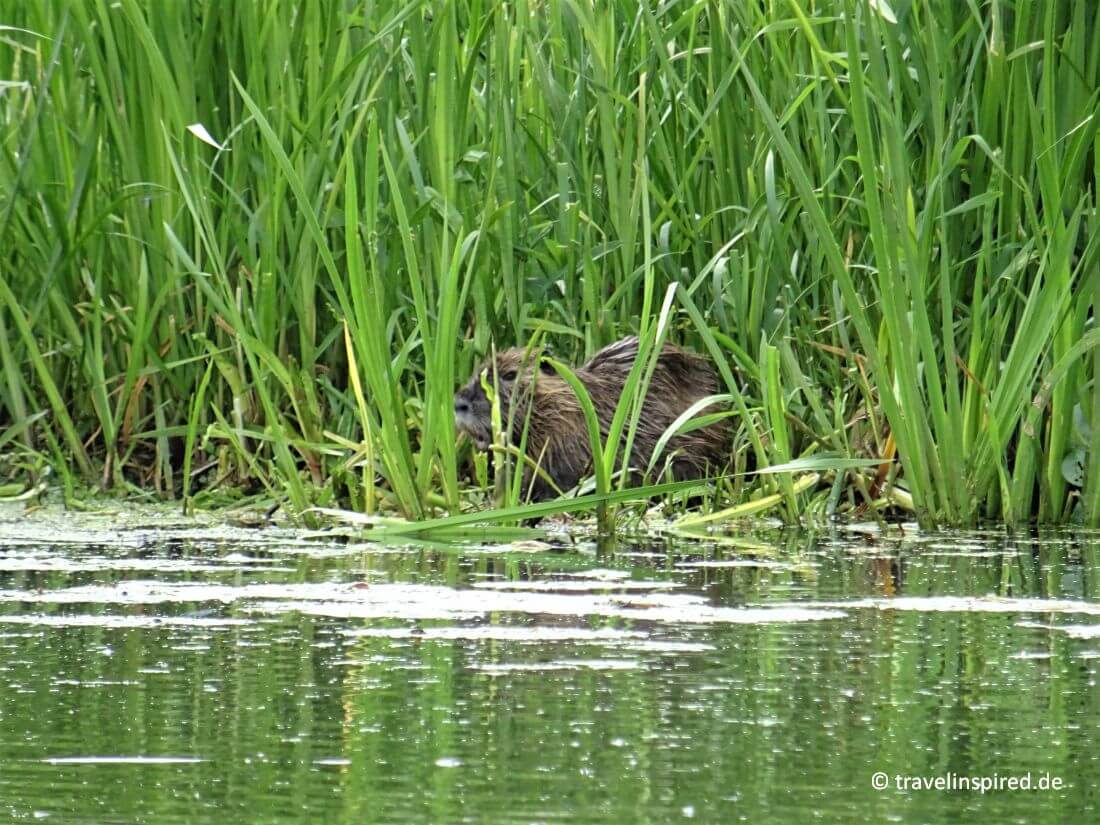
(0, 1, 1097, 526)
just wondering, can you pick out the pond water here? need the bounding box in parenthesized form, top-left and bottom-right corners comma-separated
(0, 507, 1098, 824)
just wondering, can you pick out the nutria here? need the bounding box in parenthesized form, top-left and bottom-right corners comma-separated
(453, 337, 731, 500)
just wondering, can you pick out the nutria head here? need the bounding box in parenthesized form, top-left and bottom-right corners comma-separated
(453, 347, 558, 450)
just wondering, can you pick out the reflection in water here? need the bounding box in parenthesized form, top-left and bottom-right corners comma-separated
(0, 514, 1097, 823)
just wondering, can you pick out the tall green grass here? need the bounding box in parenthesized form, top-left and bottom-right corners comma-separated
(0, 1, 1097, 526)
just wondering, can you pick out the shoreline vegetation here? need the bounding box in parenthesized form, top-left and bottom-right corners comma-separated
(1, 1, 1098, 528)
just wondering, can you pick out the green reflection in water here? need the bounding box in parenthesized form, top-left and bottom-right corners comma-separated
(0, 527, 1097, 823)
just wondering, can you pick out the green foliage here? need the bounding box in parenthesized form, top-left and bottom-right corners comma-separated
(0, 1, 1098, 525)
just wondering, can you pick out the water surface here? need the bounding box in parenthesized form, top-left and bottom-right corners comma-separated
(1, 507, 1097, 823)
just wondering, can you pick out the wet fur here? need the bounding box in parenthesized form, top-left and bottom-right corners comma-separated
(454, 337, 731, 501)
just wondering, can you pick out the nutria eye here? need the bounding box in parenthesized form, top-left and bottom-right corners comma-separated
(500, 369, 517, 382)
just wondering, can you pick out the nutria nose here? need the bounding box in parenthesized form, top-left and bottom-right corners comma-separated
(454, 398, 470, 416)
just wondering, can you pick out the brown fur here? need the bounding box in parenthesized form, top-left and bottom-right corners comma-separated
(453, 337, 731, 500)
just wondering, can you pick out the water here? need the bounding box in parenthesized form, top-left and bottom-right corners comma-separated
(1, 508, 1098, 824)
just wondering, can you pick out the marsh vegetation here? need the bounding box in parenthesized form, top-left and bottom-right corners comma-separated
(1, 1, 1099, 527)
